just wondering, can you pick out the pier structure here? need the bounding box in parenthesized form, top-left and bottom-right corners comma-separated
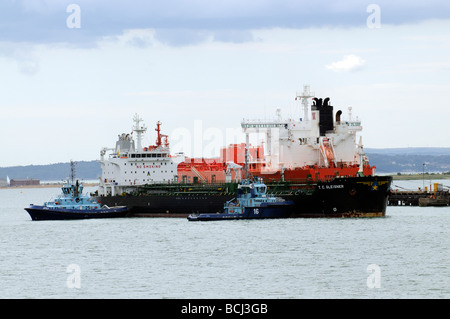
(388, 183, 449, 206)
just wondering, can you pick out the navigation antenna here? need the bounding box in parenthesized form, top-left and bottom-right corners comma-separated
(295, 85, 314, 121)
(70, 160, 76, 185)
(132, 114, 147, 152)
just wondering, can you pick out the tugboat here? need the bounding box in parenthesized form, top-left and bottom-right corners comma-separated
(187, 178, 294, 221)
(25, 163, 128, 221)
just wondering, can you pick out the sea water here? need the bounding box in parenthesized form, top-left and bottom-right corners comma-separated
(0, 181, 448, 299)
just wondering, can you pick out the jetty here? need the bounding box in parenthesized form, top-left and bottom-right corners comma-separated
(388, 183, 449, 206)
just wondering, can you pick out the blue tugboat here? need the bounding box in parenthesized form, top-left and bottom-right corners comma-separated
(25, 163, 128, 221)
(187, 178, 294, 221)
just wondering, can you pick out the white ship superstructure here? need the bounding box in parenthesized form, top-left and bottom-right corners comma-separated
(241, 85, 366, 173)
(99, 114, 185, 196)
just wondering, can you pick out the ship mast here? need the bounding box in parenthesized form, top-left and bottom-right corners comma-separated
(70, 160, 76, 185)
(245, 132, 250, 179)
(357, 136, 365, 177)
(132, 114, 147, 152)
(295, 85, 314, 121)
(155, 121, 162, 147)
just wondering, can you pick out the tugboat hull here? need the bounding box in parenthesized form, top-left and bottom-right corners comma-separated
(188, 202, 294, 221)
(25, 205, 128, 221)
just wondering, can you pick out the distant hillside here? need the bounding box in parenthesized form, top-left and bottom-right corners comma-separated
(366, 148, 450, 174)
(1, 148, 449, 180)
(365, 147, 450, 156)
(0, 161, 101, 181)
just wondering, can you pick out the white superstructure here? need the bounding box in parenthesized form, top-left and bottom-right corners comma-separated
(99, 114, 185, 196)
(241, 85, 365, 172)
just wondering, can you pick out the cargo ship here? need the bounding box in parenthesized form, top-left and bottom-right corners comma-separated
(96, 86, 392, 217)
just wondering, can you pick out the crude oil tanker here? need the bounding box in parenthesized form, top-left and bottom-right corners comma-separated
(96, 86, 391, 217)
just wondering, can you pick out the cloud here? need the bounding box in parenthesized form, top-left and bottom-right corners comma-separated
(1, 0, 449, 47)
(0, 42, 39, 75)
(325, 54, 366, 72)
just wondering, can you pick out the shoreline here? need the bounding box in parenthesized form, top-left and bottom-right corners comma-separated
(0, 183, 99, 189)
(392, 173, 450, 181)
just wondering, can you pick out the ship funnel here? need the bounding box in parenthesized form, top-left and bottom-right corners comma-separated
(336, 110, 342, 123)
(313, 96, 333, 136)
(312, 97, 323, 107)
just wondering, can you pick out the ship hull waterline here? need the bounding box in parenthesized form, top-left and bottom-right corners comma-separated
(97, 176, 392, 218)
(188, 201, 295, 221)
(25, 205, 129, 221)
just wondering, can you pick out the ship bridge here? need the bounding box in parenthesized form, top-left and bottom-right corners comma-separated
(99, 114, 183, 196)
(240, 85, 366, 171)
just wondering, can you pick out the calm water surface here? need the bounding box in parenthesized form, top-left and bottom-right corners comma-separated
(0, 182, 449, 299)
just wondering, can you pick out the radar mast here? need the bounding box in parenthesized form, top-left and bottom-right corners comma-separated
(295, 85, 314, 121)
(132, 114, 147, 152)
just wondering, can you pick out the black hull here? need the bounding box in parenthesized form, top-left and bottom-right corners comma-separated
(98, 194, 232, 218)
(188, 202, 295, 221)
(25, 206, 129, 221)
(98, 176, 392, 218)
(287, 176, 391, 218)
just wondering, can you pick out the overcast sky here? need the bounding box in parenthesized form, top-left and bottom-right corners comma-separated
(1, 0, 450, 167)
